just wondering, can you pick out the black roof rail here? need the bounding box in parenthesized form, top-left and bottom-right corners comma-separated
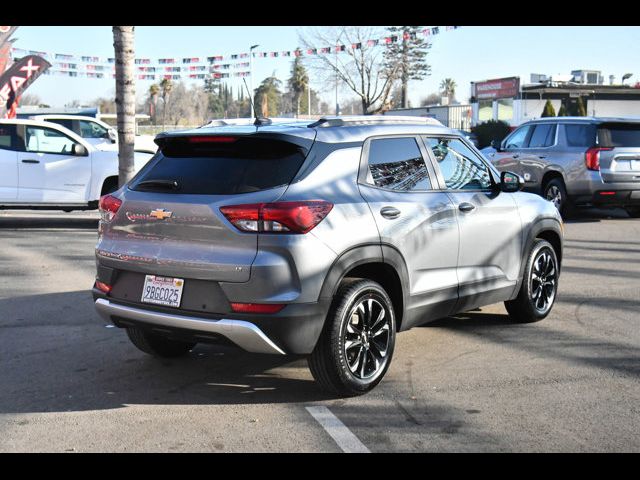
(308, 115, 443, 128)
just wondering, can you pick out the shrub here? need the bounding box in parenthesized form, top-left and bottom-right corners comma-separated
(541, 99, 556, 117)
(471, 120, 512, 149)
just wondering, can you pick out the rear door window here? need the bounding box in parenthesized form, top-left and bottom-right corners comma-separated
(565, 124, 596, 147)
(0, 125, 23, 151)
(365, 137, 432, 191)
(528, 124, 556, 148)
(130, 136, 309, 195)
(598, 123, 640, 147)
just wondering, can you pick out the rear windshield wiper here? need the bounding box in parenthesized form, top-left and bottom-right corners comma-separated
(136, 179, 180, 191)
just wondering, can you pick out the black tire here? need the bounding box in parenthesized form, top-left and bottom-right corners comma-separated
(505, 239, 559, 323)
(126, 327, 195, 358)
(308, 278, 396, 396)
(625, 207, 640, 218)
(542, 177, 572, 218)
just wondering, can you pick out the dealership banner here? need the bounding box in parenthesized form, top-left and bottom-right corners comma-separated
(472, 77, 520, 100)
(11, 26, 461, 80)
(0, 55, 51, 117)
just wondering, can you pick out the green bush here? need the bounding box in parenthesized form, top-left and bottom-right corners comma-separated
(558, 104, 568, 116)
(471, 120, 512, 149)
(541, 99, 556, 117)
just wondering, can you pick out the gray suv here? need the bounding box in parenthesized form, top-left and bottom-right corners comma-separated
(486, 117, 640, 217)
(92, 116, 563, 396)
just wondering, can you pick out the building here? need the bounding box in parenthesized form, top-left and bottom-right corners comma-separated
(382, 104, 473, 131)
(470, 71, 640, 127)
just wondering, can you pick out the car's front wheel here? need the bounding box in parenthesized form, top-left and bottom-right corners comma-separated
(126, 327, 195, 358)
(505, 239, 559, 323)
(309, 279, 396, 396)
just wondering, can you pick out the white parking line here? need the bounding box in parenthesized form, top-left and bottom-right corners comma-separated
(306, 406, 370, 453)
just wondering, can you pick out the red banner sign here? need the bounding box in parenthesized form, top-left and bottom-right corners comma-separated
(473, 77, 520, 100)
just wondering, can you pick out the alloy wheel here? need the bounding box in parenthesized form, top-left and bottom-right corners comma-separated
(530, 248, 557, 314)
(343, 297, 391, 380)
(546, 185, 562, 210)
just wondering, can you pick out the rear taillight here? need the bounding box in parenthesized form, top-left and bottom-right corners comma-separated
(95, 281, 112, 294)
(230, 302, 285, 314)
(585, 147, 613, 171)
(99, 194, 122, 222)
(220, 201, 333, 234)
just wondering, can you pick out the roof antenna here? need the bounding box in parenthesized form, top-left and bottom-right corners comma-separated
(242, 77, 271, 127)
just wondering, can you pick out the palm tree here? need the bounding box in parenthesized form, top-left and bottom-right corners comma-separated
(160, 77, 173, 129)
(112, 26, 136, 187)
(439, 78, 457, 101)
(148, 83, 160, 125)
(288, 57, 308, 117)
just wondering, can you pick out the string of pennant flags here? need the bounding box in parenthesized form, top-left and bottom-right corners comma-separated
(11, 26, 460, 81)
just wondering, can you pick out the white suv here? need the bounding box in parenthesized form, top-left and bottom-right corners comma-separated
(0, 119, 153, 211)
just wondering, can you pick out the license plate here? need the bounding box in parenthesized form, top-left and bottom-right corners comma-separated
(141, 275, 184, 308)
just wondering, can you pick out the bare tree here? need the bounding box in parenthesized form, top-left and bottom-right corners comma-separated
(112, 26, 136, 187)
(300, 26, 400, 114)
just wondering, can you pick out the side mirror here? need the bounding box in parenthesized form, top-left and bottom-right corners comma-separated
(108, 129, 117, 143)
(491, 139, 503, 152)
(72, 143, 88, 156)
(500, 171, 524, 193)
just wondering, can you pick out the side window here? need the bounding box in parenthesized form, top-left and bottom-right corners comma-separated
(528, 124, 556, 148)
(79, 120, 108, 139)
(565, 124, 596, 147)
(0, 125, 23, 151)
(425, 137, 493, 190)
(504, 125, 532, 149)
(46, 119, 74, 133)
(25, 126, 78, 155)
(366, 137, 432, 191)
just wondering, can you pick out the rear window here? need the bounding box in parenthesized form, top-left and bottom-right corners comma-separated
(598, 123, 640, 148)
(565, 124, 596, 147)
(130, 136, 309, 195)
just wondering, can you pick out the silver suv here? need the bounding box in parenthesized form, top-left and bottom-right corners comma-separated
(486, 117, 640, 217)
(93, 116, 563, 396)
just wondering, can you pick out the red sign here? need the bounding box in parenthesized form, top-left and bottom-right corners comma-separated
(473, 77, 520, 100)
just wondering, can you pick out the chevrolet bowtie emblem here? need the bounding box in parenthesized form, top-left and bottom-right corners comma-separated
(149, 209, 173, 220)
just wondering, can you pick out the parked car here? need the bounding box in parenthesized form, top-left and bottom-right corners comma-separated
(0, 119, 154, 211)
(92, 115, 563, 396)
(484, 117, 640, 217)
(30, 114, 158, 154)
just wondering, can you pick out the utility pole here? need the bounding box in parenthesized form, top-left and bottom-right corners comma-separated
(249, 44, 259, 118)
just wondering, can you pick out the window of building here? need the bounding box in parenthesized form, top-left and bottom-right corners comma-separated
(478, 100, 493, 122)
(497, 98, 514, 121)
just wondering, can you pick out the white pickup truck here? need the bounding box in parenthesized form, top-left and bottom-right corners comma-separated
(30, 114, 158, 154)
(0, 119, 153, 211)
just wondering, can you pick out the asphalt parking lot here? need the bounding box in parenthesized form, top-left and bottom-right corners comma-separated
(0, 208, 639, 452)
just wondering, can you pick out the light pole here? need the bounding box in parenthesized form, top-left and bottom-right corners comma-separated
(249, 44, 259, 118)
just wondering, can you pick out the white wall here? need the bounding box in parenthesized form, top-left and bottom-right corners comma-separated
(519, 99, 562, 123)
(586, 100, 640, 117)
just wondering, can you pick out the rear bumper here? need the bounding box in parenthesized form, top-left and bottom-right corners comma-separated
(95, 298, 286, 355)
(572, 189, 640, 207)
(93, 289, 330, 355)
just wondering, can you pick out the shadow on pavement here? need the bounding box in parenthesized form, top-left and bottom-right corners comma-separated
(564, 207, 630, 224)
(0, 290, 337, 414)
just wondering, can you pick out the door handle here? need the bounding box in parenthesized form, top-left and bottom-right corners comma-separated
(512, 154, 520, 159)
(380, 206, 401, 219)
(538, 155, 547, 159)
(459, 202, 476, 213)
(21, 159, 40, 164)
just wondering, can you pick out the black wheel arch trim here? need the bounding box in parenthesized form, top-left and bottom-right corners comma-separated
(515, 218, 563, 296)
(318, 242, 409, 328)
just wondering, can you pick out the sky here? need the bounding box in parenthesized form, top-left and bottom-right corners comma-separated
(8, 26, 640, 110)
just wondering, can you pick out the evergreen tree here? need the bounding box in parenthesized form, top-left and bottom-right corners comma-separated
(541, 99, 556, 117)
(558, 104, 568, 116)
(576, 96, 587, 116)
(383, 26, 431, 109)
(288, 56, 309, 117)
(254, 76, 283, 117)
